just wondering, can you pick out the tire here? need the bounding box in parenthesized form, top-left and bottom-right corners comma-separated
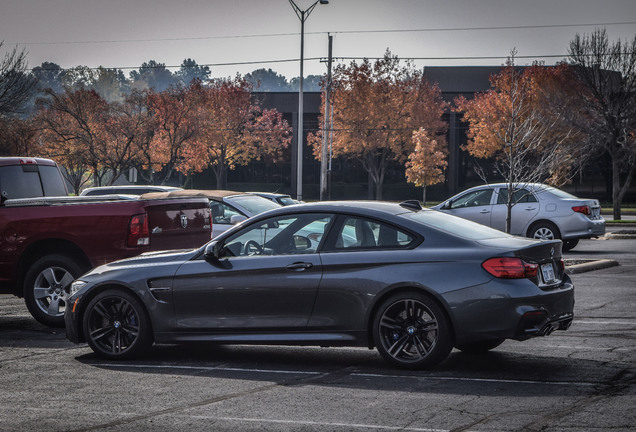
(562, 239, 579, 252)
(83, 289, 152, 360)
(528, 222, 561, 241)
(455, 338, 505, 354)
(23, 254, 86, 327)
(372, 292, 453, 370)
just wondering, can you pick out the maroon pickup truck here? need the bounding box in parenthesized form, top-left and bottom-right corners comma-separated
(0, 157, 211, 326)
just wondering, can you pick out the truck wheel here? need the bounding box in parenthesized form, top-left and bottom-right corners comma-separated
(23, 255, 86, 327)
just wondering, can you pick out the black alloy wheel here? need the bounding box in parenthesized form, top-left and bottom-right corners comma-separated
(373, 292, 452, 369)
(83, 289, 152, 359)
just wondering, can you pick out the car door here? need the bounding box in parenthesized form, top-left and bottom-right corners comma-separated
(490, 187, 540, 235)
(443, 187, 495, 227)
(171, 213, 333, 330)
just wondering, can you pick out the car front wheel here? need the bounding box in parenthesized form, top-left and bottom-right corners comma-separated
(373, 292, 453, 369)
(83, 289, 152, 360)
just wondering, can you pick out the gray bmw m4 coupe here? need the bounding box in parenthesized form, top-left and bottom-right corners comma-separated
(66, 201, 574, 369)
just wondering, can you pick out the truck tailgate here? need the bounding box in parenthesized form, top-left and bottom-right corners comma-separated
(144, 198, 211, 251)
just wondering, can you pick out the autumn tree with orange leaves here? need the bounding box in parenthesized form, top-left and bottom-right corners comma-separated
(405, 128, 447, 205)
(455, 51, 581, 233)
(37, 88, 115, 192)
(309, 51, 447, 200)
(179, 76, 291, 189)
(140, 82, 200, 185)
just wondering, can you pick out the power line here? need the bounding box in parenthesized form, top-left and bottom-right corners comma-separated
(11, 21, 636, 46)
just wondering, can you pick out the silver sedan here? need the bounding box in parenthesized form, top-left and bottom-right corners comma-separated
(432, 183, 605, 251)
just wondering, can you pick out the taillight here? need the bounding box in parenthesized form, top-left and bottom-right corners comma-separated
(482, 257, 538, 279)
(572, 205, 591, 216)
(128, 213, 149, 247)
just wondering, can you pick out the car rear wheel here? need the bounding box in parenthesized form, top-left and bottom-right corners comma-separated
(23, 254, 86, 327)
(373, 292, 453, 369)
(528, 222, 561, 241)
(562, 239, 579, 252)
(83, 289, 152, 360)
(455, 338, 505, 354)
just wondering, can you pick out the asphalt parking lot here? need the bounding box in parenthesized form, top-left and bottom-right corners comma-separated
(1, 233, 634, 432)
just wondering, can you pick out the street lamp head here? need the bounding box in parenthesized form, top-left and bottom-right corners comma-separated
(319, 0, 329, 4)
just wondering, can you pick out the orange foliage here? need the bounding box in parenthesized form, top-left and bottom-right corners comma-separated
(309, 50, 447, 199)
(405, 128, 447, 189)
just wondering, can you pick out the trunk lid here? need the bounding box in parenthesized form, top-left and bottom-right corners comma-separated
(144, 197, 212, 251)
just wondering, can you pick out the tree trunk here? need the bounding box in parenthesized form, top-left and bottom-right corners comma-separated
(422, 186, 427, 206)
(215, 164, 228, 190)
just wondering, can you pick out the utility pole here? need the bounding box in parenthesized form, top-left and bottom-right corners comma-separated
(288, 0, 329, 201)
(320, 34, 333, 201)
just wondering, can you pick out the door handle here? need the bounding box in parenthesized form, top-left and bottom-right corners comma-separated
(479, 209, 490, 214)
(525, 207, 536, 211)
(285, 262, 313, 271)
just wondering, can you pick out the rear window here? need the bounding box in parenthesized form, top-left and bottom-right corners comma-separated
(406, 210, 511, 240)
(0, 165, 44, 199)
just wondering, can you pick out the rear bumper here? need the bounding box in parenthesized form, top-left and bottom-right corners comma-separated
(446, 276, 575, 345)
(561, 217, 605, 240)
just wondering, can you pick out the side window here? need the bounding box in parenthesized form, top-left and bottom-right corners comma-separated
(220, 213, 333, 258)
(450, 189, 493, 209)
(497, 188, 538, 204)
(331, 216, 415, 250)
(210, 201, 241, 225)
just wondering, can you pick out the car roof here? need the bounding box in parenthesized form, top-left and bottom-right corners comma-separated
(250, 192, 291, 198)
(0, 157, 57, 167)
(141, 189, 252, 201)
(254, 200, 420, 218)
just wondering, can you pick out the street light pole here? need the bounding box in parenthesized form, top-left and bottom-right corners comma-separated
(288, 0, 328, 201)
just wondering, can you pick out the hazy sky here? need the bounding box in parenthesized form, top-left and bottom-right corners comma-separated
(1, 0, 635, 79)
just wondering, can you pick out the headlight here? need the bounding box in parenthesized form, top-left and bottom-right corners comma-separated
(70, 280, 87, 295)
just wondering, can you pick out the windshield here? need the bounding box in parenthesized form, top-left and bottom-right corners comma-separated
(405, 210, 512, 240)
(228, 195, 281, 215)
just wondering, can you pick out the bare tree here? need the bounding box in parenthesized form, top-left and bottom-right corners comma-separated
(0, 42, 36, 116)
(568, 29, 636, 220)
(456, 52, 579, 233)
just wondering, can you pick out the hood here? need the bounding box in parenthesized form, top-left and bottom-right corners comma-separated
(87, 249, 196, 277)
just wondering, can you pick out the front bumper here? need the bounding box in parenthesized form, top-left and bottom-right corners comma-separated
(64, 295, 84, 344)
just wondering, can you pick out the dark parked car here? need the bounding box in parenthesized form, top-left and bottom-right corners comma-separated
(250, 192, 301, 206)
(65, 201, 574, 369)
(80, 185, 182, 196)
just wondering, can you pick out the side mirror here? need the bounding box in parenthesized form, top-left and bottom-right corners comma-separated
(293, 235, 312, 251)
(230, 214, 248, 225)
(204, 241, 222, 260)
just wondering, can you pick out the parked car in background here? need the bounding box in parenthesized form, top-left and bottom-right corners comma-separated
(250, 192, 301, 206)
(80, 185, 182, 196)
(142, 190, 281, 238)
(432, 183, 605, 251)
(0, 157, 211, 326)
(66, 200, 574, 369)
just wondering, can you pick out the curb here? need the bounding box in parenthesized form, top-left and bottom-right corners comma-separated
(565, 259, 619, 275)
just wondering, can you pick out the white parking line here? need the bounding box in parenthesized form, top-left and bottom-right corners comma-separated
(352, 373, 598, 386)
(574, 320, 636, 326)
(91, 363, 598, 386)
(190, 416, 449, 431)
